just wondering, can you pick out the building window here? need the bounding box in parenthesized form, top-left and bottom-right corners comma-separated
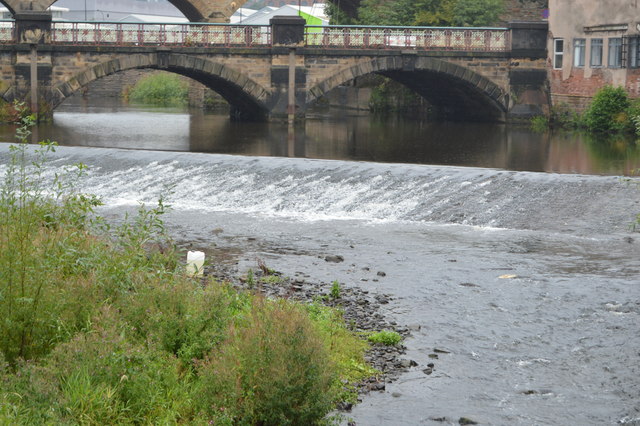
(553, 38, 564, 69)
(573, 39, 586, 67)
(590, 38, 603, 67)
(629, 37, 640, 68)
(608, 37, 623, 68)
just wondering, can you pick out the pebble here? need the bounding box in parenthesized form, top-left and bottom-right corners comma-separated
(324, 255, 344, 263)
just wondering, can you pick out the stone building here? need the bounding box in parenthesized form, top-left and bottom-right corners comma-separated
(548, 0, 640, 110)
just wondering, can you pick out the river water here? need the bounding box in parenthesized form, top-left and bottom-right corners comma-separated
(1, 100, 639, 425)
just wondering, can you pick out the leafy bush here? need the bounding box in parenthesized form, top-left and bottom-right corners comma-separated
(530, 115, 549, 133)
(127, 72, 189, 106)
(367, 330, 403, 346)
(196, 298, 336, 425)
(584, 85, 631, 133)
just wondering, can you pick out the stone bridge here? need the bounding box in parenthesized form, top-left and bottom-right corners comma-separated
(0, 15, 549, 121)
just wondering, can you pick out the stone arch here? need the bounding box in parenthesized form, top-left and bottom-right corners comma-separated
(50, 53, 271, 120)
(307, 56, 509, 121)
(6, 0, 245, 22)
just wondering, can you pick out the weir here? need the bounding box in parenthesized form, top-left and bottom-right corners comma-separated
(0, 14, 549, 122)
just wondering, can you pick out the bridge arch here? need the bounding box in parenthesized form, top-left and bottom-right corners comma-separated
(4, 0, 243, 22)
(307, 56, 509, 121)
(50, 54, 271, 120)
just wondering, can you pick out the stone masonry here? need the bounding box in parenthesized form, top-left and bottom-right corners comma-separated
(0, 19, 549, 121)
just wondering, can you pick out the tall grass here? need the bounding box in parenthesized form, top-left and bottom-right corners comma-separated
(0, 105, 373, 424)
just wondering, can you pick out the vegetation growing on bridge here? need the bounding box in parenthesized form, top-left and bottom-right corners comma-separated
(125, 72, 189, 106)
(0, 110, 374, 424)
(328, 0, 505, 27)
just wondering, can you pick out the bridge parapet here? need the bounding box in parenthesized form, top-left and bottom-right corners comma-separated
(304, 26, 510, 52)
(0, 20, 512, 53)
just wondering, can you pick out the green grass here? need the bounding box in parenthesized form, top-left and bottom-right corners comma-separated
(367, 330, 403, 346)
(0, 109, 373, 424)
(126, 72, 189, 106)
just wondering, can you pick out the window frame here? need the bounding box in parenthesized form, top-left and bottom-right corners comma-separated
(590, 38, 603, 68)
(573, 38, 586, 67)
(628, 36, 640, 68)
(608, 37, 623, 68)
(553, 38, 564, 70)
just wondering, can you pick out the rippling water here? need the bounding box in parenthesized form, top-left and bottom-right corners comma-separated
(1, 97, 639, 176)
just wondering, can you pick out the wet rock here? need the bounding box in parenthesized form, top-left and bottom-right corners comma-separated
(336, 401, 353, 411)
(375, 294, 389, 304)
(428, 354, 439, 359)
(459, 282, 479, 287)
(430, 417, 447, 422)
(391, 392, 402, 398)
(458, 417, 478, 425)
(427, 363, 435, 368)
(376, 271, 386, 277)
(399, 359, 412, 368)
(521, 390, 537, 395)
(423, 368, 433, 375)
(433, 348, 450, 354)
(369, 381, 386, 391)
(324, 255, 344, 263)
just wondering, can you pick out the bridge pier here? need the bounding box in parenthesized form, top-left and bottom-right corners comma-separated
(506, 21, 550, 120)
(10, 12, 54, 120)
(267, 16, 307, 121)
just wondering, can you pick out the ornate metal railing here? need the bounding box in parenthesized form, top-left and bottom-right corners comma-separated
(305, 25, 510, 52)
(49, 22, 272, 47)
(0, 21, 510, 52)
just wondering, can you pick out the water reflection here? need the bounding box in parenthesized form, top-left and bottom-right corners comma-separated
(1, 98, 639, 176)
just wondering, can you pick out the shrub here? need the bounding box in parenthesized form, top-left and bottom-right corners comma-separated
(196, 298, 336, 425)
(127, 72, 189, 106)
(367, 330, 402, 346)
(584, 85, 631, 133)
(530, 115, 549, 133)
(626, 98, 640, 137)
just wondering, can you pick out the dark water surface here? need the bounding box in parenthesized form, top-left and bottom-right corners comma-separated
(1, 97, 639, 176)
(1, 99, 639, 425)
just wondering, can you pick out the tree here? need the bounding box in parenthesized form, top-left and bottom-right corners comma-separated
(451, 0, 504, 27)
(353, 0, 504, 27)
(357, 0, 414, 26)
(413, 0, 455, 26)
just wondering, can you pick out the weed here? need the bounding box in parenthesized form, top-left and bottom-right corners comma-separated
(330, 280, 342, 299)
(530, 115, 549, 133)
(196, 298, 336, 424)
(246, 268, 254, 289)
(367, 330, 402, 346)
